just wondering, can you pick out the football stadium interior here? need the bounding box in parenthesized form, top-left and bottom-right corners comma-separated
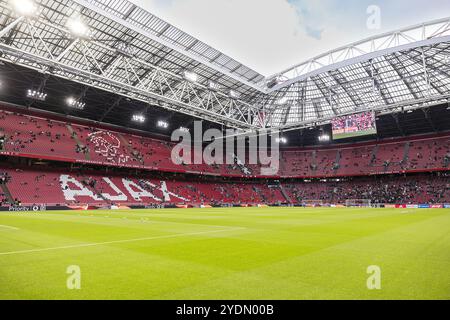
(0, 0, 449, 300)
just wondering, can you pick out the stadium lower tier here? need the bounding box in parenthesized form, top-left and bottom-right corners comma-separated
(0, 167, 285, 206)
(0, 166, 448, 206)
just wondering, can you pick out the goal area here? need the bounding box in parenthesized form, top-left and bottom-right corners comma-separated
(345, 199, 372, 207)
(302, 200, 324, 207)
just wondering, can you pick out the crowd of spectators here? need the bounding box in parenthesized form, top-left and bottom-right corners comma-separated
(284, 172, 449, 204)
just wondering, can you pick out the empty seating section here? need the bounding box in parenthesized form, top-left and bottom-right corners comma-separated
(0, 167, 287, 206)
(5, 169, 71, 205)
(283, 137, 449, 177)
(0, 108, 449, 177)
(408, 137, 450, 170)
(281, 150, 315, 176)
(371, 143, 405, 170)
(339, 146, 373, 175)
(317, 150, 338, 176)
(0, 111, 79, 159)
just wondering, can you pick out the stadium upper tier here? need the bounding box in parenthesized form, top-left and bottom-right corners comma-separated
(0, 108, 448, 178)
(0, 0, 449, 131)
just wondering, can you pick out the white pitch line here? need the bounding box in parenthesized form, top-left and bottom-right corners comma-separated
(0, 227, 245, 256)
(0, 225, 19, 230)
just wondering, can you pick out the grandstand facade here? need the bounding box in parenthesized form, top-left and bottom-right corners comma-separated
(0, 105, 448, 209)
(0, 0, 449, 210)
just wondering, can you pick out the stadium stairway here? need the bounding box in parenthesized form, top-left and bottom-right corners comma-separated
(118, 133, 144, 165)
(66, 125, 91, 161)
(369, 145, 379, 166)
(312, 150, 318, 173)
(334, 150, 342, 172)
(233, 153, 252, 175)
(402, 142, 411, 167)
(252, 186, 265, 203)
(0, 183, 14, 204)
(279, 184, 293, 204)
(0, 126, 6, 151)
(90, 184, 110, 205)
(0, 137, 5, 152)
(81, 175, 111, 205)
(444, 154, 450, 167)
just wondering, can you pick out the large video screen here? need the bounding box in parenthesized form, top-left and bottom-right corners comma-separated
(332, 111, 377, 140)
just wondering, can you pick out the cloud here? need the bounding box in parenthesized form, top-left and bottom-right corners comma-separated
(131, 0, 337, 76)
(305, 26, 324, 40)
(130, 0, 450, 76)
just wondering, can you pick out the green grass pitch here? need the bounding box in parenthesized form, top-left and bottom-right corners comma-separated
(333, 129, 377, 140)
(0, 207, 449, 300)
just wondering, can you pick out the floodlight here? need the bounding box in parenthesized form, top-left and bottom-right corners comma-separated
(12, 0, 38, 17)
(157, 120, 169, 129)
(66, 97, 75, 105)
(27, 89, 47, 101)
(116, 42, 136, 57)
(208, 81, 220, 91)
(132, 115, 146, 123)
(183, 70, 198, 83)
(275, 137, 287, 144)
(318, 134, 331, 142)
(277, 97, 288, 105)
(66, 97, 85, 110)
(229, 90, 239, 99)
(67, 17, 90, 39)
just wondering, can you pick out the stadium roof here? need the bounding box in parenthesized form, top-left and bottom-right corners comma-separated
(0, 0, 265, 130)
(262, 17, 450, 131)
(0, 0, 449, 134)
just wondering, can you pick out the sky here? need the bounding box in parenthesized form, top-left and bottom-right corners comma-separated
(131, 0, 450, 76)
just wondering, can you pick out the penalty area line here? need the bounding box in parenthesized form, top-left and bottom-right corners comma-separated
(0, 227, 245, 256)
